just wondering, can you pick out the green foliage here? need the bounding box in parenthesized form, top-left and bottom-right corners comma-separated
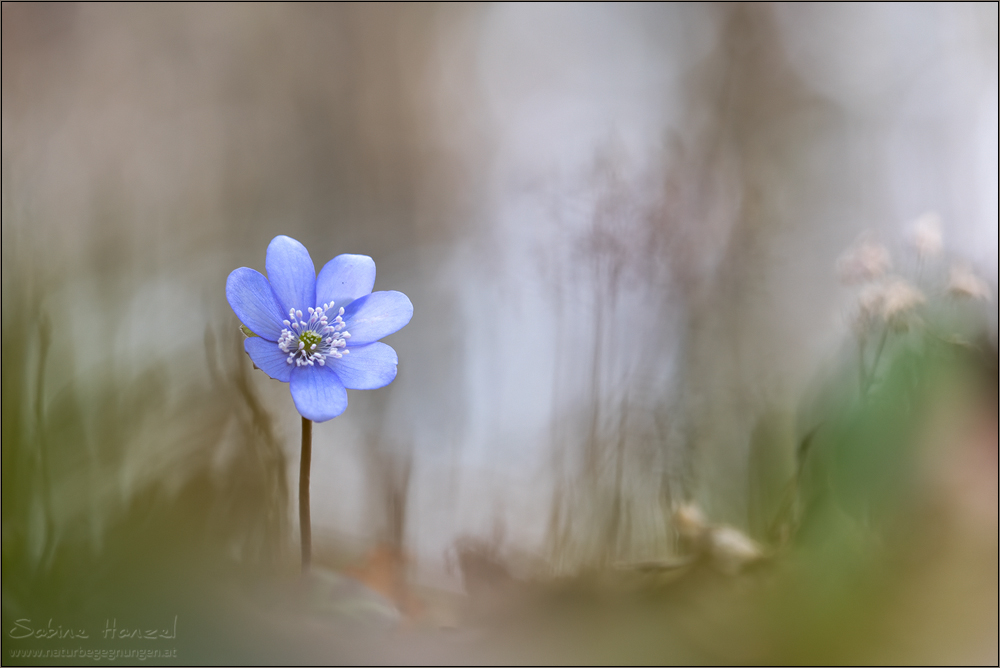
(2, 273, 290, 656)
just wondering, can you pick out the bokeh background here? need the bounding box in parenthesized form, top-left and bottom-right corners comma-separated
(3, 3, 997, 664)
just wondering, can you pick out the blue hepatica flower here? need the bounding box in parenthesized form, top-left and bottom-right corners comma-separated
(226, 235, 413, 422)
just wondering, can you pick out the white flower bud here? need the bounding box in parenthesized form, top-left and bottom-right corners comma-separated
(837, 234, 892, 285)
(708, 526, 763, 575)
(948, 265, 992, 302)
(880, 277, 925, 329)
(909, 211, 943, 259)
(673, 503, 708, 541)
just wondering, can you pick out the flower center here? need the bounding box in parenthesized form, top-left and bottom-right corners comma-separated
(277, 302, 351, 367)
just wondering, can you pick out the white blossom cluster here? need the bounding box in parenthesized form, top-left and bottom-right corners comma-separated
(838, 213, 992, 336)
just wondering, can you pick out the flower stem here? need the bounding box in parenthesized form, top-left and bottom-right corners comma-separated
(865, 326, 890, 395)
(299, 417, 313, 574)
(858, 333, 867, 396)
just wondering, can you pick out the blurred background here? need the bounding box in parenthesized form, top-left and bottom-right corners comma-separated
(3, 3, 997, 664)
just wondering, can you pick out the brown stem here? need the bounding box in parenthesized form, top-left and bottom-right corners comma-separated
(865, 326, 890, 395)
(299, 417, 313, 573)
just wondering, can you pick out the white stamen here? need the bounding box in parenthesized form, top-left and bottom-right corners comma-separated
(276, 302, 351, 368)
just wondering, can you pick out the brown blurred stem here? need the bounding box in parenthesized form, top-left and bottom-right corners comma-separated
(299, 417, 312, 573)
(865, 327, 890, 395)
(36, 313, 55, 565)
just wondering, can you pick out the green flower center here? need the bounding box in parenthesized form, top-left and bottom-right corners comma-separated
(298, 330, 322, 350)
(277, 303, 350, 368)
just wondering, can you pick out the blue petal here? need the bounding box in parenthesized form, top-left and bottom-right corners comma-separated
(226, 268, 286, 341)
(290, 365, 348, 422)
(266, 235, 316, 315)
(341, 291, 413, 345)
(245, 337, 292, 382)
(315, 254, 376, 311)
(330, 342, 398, 390)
